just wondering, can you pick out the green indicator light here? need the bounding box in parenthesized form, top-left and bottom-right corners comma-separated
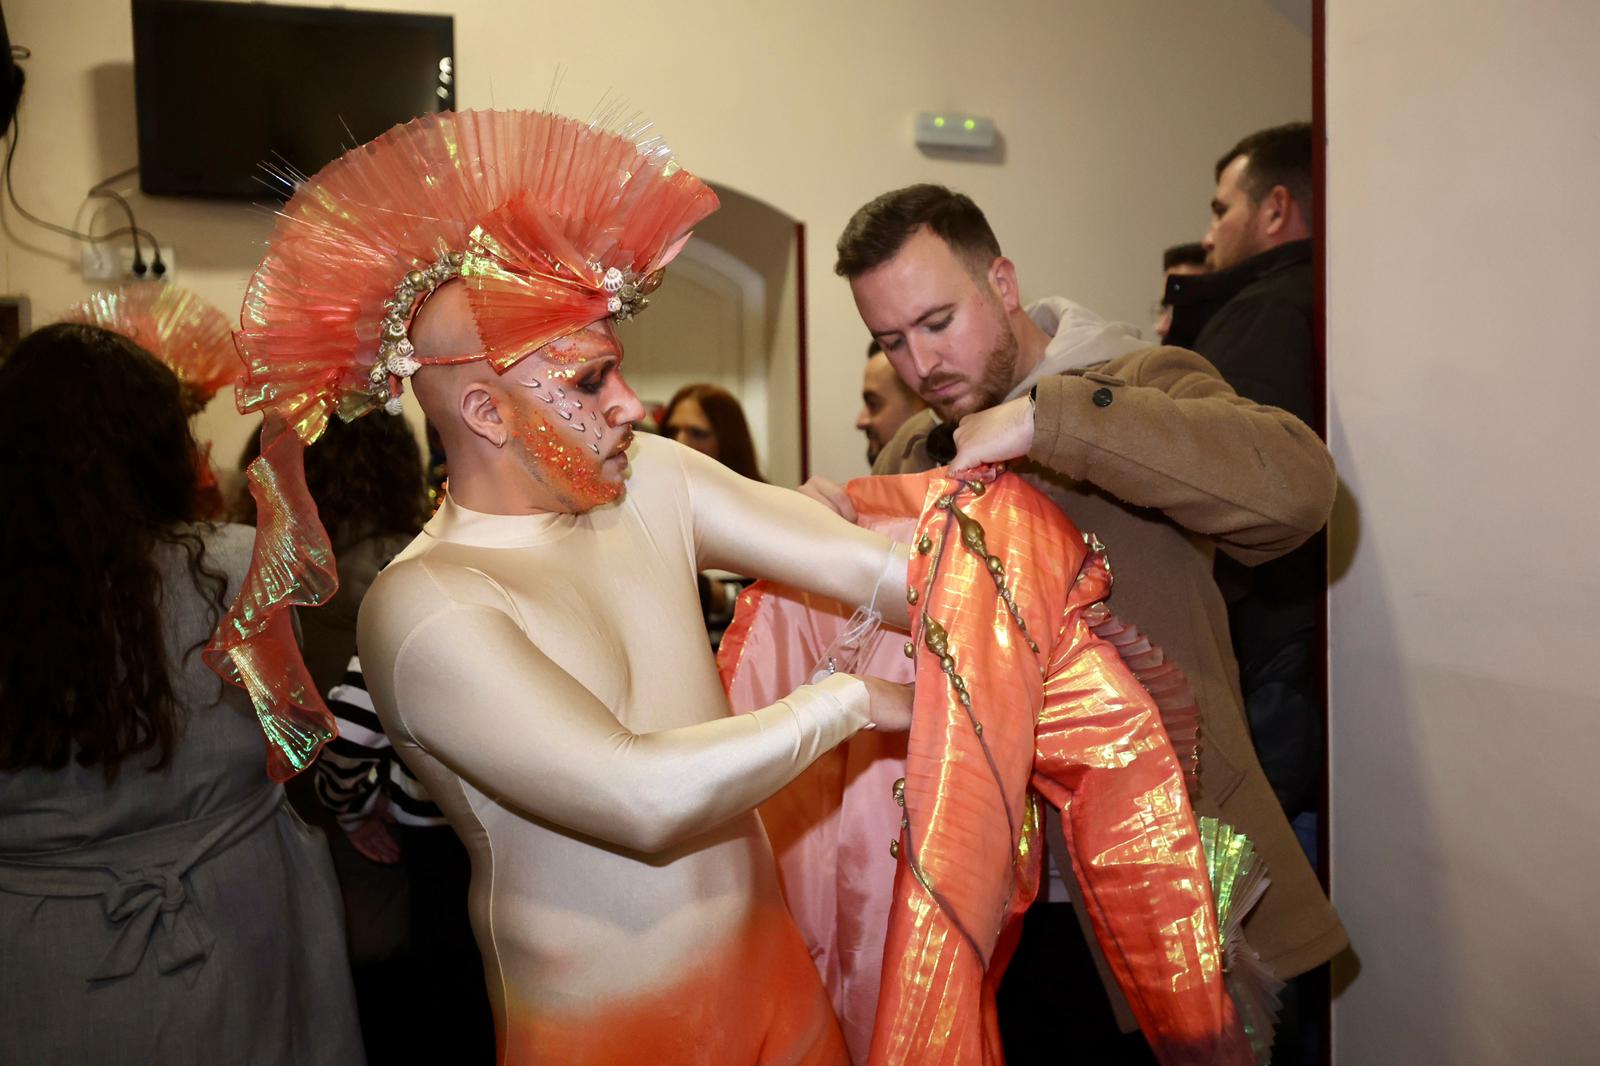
(934, 116, 946, 128)
(963, 118, 976, 131)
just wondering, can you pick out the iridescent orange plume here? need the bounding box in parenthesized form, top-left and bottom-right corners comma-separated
(211, 109, 718, 780)
(62, 284, 238, 403)
(235, 109, 718, 442)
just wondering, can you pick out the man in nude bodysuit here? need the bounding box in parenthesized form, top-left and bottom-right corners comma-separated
(362, 286, 912, 1064)
(210, 109, 912, 1065)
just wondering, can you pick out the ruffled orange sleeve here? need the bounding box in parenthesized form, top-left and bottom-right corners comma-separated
(1030, 550, 1252, 1065)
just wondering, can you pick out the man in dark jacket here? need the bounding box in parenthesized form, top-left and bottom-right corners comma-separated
(1165, 122, 1324, 825)
(1165, 122, 1327, 1066)
(1167, 121, 1316, 423)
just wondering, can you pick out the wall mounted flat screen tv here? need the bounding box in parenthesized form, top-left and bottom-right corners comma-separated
(132, 0, 454, 199)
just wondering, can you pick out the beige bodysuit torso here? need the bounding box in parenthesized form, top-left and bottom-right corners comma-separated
(358, 434, 907, 1065)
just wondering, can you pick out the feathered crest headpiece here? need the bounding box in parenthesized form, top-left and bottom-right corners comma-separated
(209, 108, 719, 780)
(62, 284, 238, 404)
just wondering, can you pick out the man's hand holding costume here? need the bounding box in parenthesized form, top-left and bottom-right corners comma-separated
(947, 393, 1035, 475)
(798, 475, 859, 523)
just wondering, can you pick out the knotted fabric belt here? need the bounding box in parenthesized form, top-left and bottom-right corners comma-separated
(0, 785, 285, 984)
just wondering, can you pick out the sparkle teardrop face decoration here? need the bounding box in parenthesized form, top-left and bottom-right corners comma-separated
(508, 353, 632, 511)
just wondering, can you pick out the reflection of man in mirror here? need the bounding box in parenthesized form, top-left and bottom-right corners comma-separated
(809, 183, 1346, 1063)
(1151, 241, 1208, 342)
(218, 108, 916, 1066)
(855, 339, 926, 465)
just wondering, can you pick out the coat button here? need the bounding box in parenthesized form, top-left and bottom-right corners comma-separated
(1091, 387, 1114, 408)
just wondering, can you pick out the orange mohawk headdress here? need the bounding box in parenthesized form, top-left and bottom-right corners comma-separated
(62, 284, 238, 403)
(211, 108, 719, 780)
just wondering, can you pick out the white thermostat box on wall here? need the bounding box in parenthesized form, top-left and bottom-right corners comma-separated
(914, 112, 997, 151)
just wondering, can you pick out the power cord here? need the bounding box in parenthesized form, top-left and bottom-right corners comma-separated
(89, 167, 163, 276)
(90, 188, 146, 276)
(3, 105, 165, 277)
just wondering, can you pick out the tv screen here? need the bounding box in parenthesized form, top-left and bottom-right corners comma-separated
(132, 0, 454, 199)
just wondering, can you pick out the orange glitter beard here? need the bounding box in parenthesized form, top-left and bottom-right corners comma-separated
(512, 404, 624, 510)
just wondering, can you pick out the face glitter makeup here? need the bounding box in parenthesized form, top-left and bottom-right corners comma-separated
(512, 404, 623, 510)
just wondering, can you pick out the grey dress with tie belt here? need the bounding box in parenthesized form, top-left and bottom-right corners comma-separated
(0, 523, 364, 1065)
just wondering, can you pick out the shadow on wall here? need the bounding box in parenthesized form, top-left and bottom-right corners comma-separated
(1328, 475, 1361, 583)
(1325, 471, 1362, 996)
(1326, 394, 1465, 1059)
(88, 62, 137, 181)
(86, 60, 277, 276)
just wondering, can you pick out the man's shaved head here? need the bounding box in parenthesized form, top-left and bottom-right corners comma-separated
(410, 279, 483, 361)
(408, 281, 502, 452)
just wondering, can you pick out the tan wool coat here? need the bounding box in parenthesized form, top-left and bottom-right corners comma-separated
(874, 344, 1349, 982)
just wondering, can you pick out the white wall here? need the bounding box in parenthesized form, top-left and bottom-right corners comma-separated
(1326, 2, 1600, 1061)
(0, 0, 1308, 482)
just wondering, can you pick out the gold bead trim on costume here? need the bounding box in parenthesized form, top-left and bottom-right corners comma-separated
(892, 475, 1042, 960)
(948, 501, 1040, 655)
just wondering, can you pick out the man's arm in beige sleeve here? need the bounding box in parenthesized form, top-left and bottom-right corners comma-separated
(1027, 346, 1336, 564)
(369, 595, 873, 855)
(677, 443, 911, 629)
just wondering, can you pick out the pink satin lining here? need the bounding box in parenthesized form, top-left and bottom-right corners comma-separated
(719, 475, 922, 1064)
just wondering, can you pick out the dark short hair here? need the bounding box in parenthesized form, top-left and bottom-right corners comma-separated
(835, 184, 1002, 279)
(1163, 242, 1208, 271)
(866, 339, 882, 359)
(1216, 122, 1313, 217)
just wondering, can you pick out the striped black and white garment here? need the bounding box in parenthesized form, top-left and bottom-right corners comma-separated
(314, 655, 447, 829)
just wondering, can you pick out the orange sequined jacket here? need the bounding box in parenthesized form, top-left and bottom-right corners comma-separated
(724, 470, 1251, 1066)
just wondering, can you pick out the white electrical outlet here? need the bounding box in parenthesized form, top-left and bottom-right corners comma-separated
(80, 242, 121, 282)
(79, 240, 177, 283)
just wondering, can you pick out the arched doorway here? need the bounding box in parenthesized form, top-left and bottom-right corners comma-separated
(614, 182, 806, 486)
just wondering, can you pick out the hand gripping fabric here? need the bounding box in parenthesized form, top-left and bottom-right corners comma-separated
(61, 284, 238, 403)
(208, 108, 718, 780)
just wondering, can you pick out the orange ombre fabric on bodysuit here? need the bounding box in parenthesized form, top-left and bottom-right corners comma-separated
(721, 471, 1251, 1066)
(500, 900, 843, 1065)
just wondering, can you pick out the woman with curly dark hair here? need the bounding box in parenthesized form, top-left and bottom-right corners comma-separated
(0, 323, 363, 1065)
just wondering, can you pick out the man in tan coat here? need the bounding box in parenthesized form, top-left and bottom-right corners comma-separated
(810, 184, 1347, 1063)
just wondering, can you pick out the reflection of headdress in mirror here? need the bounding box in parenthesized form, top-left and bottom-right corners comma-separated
(212, 108, 719, 780)
(62, 284, 238, 403)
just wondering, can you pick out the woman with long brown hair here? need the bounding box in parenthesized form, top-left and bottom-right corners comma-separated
(661, 382, 766, 482)
(660, 384, 766, 647)
(0, 323, 362, 1065)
